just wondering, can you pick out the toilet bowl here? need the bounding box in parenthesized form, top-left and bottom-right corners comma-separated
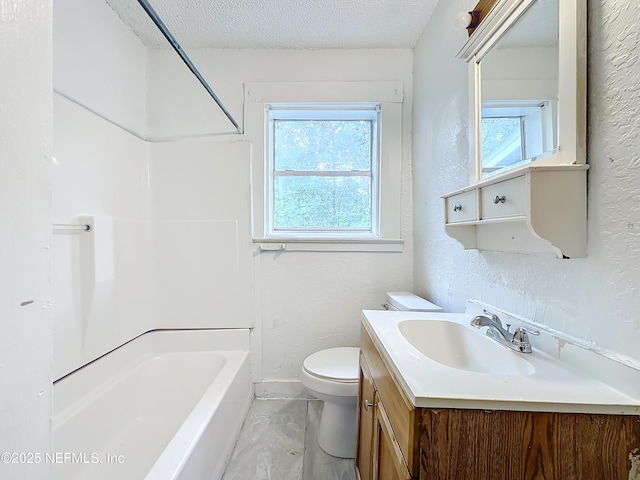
(300, 292, 441, 459)
(301, 347, 360, 458)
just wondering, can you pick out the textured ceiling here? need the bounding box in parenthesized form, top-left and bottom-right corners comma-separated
(104, 0, 440, 49)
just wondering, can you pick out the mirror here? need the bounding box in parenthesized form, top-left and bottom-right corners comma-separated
(480, 0, 558, 177)
(457, 0, 586, 183)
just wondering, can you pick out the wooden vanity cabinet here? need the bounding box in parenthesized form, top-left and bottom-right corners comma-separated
(372, 398, 412, 480)
(356, 324, 640, 480)
(420, 409, 640, 479)
(356, 353, 375, 480)
(356, 326, 420, 480)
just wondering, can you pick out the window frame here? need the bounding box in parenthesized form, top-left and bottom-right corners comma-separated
(244, 81, 404, 252)
(481, 100, 556, 177)
(266, 104, 381, 238)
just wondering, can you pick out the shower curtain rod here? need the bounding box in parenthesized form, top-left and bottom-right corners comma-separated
(137, 0, 243, 134)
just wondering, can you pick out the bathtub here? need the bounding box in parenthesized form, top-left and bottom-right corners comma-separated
(53, 329, 252, 480)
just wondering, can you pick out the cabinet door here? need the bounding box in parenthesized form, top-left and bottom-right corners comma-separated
(372, 398, 411, 480)
(355, 354, 376, 480)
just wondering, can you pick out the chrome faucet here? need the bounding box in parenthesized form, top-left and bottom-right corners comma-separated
(470, 313, 503, 330)
(470, 313, 536, 353)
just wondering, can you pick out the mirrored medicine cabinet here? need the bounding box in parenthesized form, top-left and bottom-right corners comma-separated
(442, 0, 588, 258)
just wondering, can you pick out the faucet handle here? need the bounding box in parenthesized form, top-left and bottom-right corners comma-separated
(516, 326, 540, 336)
(512, 327, 529, 343)
(512, 327, 534, 353)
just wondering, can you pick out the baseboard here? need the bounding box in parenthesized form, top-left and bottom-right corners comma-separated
(254, 380, 314, 399)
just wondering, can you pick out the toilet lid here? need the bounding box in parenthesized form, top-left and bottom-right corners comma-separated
(303, 347, 360, 383)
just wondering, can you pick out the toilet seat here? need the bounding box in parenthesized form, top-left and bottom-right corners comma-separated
(300, 347, 360, 458)
(303, 347, 359, 383)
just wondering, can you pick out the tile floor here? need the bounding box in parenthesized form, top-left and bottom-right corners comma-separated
(221, 399, 356, 480)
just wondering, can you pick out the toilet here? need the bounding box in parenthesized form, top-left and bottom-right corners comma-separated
(383, 291, 442, 312)
(300, 291, 442, 458)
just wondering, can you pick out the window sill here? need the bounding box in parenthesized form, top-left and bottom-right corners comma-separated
(252, 237, 404, 253)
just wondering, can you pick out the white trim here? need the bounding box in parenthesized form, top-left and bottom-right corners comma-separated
(253, 237, 404, 253)
(268, 103, 381, 119)
(245, 81, 403, 245)
(459, 0, 586, 184)
(457, 0, 534, 62)
(254, 380, 311, 399)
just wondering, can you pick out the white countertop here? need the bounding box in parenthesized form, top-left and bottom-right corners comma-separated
(362, 309, 640, 415)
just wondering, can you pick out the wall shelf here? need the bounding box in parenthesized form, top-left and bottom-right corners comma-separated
(442, 164, 588, 258)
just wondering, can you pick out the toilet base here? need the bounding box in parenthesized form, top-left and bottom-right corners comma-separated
(317, 400, 357, 458)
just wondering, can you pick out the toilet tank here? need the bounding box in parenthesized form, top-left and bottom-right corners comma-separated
(385, 291, 442, 312)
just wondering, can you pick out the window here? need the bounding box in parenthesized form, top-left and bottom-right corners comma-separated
(481, 116, 525, 174)
(245, 81, 403, 251)
(481, 101, 555, 176)
(266, 105, 379, 237)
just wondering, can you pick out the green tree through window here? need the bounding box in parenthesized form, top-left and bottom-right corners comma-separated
(269, 108, 378, 234)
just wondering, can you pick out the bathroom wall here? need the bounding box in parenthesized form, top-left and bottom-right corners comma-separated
(52, 94, 151, 379)
(147, 49, 415, 393)
(413, 1, 640, 365)
(53, 0, 148, 136)
(148, 140, 253, 331)
(0, 0, 53, 476)
(52, 95, 255, 379)
(52, 0, 152, 379)
(52, 4, 255, 379)
(54, 4, 415, 390)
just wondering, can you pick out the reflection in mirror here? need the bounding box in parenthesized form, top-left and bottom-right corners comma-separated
(480, 0, 558, 177)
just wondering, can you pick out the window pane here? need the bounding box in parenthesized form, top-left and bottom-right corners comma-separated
(274, 120, 372, 171)
(481, 117, 523, 173)
(274, 176, 371, 229)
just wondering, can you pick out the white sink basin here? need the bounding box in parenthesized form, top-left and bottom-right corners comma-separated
(398, 319, 535, 376)
(361, 308, 640, 413)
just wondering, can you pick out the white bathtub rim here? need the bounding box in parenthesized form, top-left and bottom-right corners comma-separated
(145, 350, 251, 480)
(54, 328, 250, 424)
(54, 328, 251, 383)
(53, 329, 253, 480)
